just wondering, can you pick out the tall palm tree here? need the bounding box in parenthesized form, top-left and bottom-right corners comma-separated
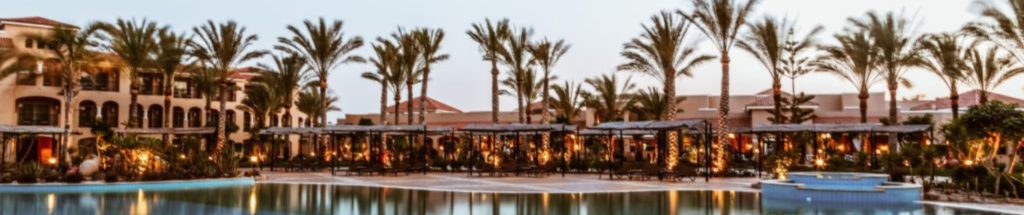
(190, 20, 265, 155)
(294, 86, 339, 127)
(963, 47, 1023, 103)
(528, 38, 570, 124)
(916, 33, 967, 119)
(93, 18, 160, 128)
(814, 32, 882, 123)
(683, 0, 759, 169)
(850, 11, 921, 124)
(154, 29, 189, 146)
(582, 73, 636, 123)
(467, 18, 511, 123)
(500, 27, 534, 123)
(192, 63, 219, 124)
(276, 17, 364, 128)
(0, 46, 31, 79)
(964, 0, 1024, 70)
(620, 11, 714, 121)
(630, 87, 678, 121)
(738, 16, 790, 124)
(240, 82, 280, 132)
(390, 29, 423, 125)
(549, 81, 585, 123)
(25, 26, 99, 168)
(414, 28, 449, 124)
(258, 54, 309, 126)
(500, 68, 546, 123)
(362, 41, 398, 124)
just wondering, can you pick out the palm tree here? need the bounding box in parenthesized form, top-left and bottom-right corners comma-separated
(501, 68, 547, 123)
(738, 16, 790, 124)
(295, 86, 340, 127)
(414, 28, 449, 124)
(916, 33, 967, 119)
(276, 17, 364, 128)
(25, 26, 99, 169)
(500, 27, 534, 123)
(963, 47, 1023, 104)
(683, 0, 759, 168)
(240, 82, 280, 132)
(549, 81, 585, 123)
(630, 87, 682, 121)
(814, 32, 881, 123)
(190, 20, 265, 155)
(620, 11, 714, 122)
(0, 46, 31, 79)
(192, 63, 219, 123)
(528, 38, 570, 124)
(582, 73, 636, 123)
(362, 41, 398, 124)
(964, 0, 1024, 70)
(850, 11, 921, 124)
(93, 18, 160, 128)
(258, 54, 309, 126)
(392, 30, 423, 125)
(467, 18, 511, 123)
(154, 29, 189, 146)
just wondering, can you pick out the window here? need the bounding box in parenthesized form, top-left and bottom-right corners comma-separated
(17, 97, 59, 126)
(226, 110, 236, 133)
(243, 112, 251, 131)
(139, 74, 163, 95)
(81, 71, 118, 91)
(16, 69, 34, 85)
(269, 114, 278, 127)
(79, 101, 97, 128)
(173, 107, 185, 128)
(207, 110, 219, 127)
(173, 78, 194, 98)
(24, 39, 31, 49)
(41, 60, 62, 87)
(282, 113, 292, 128)
(147, 105, 163, 128)
(188, 108, 202, 128)
(226, 85, 238, 102)
(101, 102, 118, 126)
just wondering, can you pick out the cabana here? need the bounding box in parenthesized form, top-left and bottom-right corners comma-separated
(586, 120, 711, 181)
(0, 124, 67, 171)
(744, 123, 933, 170)
(320, 125, 455, 175)
(458, 124, 577, 177)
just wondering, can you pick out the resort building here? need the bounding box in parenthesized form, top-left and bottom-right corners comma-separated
(0, 17, 307, 164)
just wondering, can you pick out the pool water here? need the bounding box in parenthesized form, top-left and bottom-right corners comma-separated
(0, 183, 1001, 215)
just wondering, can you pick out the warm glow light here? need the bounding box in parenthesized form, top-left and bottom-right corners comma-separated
(814, 158, 825, 167)
(727, 133, 736, 139)
(47, 158, 57, 165)
(179, 154, 186, 160)
(965, 160, 974, 166)
(250, 156, 258, 163)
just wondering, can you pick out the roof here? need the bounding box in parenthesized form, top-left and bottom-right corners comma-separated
(0, 124, 65, 134)
(579, 129, 656, 136)
(910, 90, 1024, 111)
(459, 123, 576, 133)
(229, 67, 259, 80)
(746, 89, 818, 109)
(260, 125, 455, 135)
(748, 123, 930, 133)
(590, 119, 706, 131)
(386, 96, 463, 114)
(115, 127, 215, 135)
(0, 17, 78, 29)
(0, 37, 13, 49)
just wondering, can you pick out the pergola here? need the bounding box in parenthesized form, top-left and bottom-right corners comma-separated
(322, 125, 454, 175)
(0, 124, 67, 171)
(458, 123, 577, 176)
(586, 120, 713, 181)
(744, 123, 933, 171)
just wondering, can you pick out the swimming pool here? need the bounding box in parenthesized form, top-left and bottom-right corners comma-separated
(0, 183, 1001, 214)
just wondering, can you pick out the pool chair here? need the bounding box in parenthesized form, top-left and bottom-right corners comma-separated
(637, 164, 662, 181)
(665, 164, 698, 182)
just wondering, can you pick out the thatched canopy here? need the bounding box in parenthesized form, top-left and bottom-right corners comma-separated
(749, 123, 931, 133)
(115, 127, 216, 135)
(0, 124, 66, 134)
(589, 120, 706, 131)
(578, 129, 656, 136)
(458, 123, 577, 133)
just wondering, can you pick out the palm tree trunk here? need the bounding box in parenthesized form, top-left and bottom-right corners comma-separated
(516, 75, 525, 123)
(716, 54, 731, 172)
(888, 86, 899, 125)
(490, 61, 500, 123)
(130, 69, 140, 128)
(215, 81, 228, 156)
(665, 71, 676, 121)
(62, 77, 74, 169)
(420, 67, 429, 125)
(979, 90, 989, 104)
(950, 85, 960, 120)
(772, 80, 783, 124)
(394, 91, 402, 125)
(407, 80, 414, 125)
(164, 80, 173, 147)
(859, 91, 869, 123)
(379, 81, 388, 125)
(541, 67, 551, 124)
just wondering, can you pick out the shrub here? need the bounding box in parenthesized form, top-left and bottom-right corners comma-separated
(13, 163, 48, 183)
(63, 172, 85, 183)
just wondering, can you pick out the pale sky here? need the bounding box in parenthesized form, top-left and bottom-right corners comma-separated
(7, 0, 1020, 121)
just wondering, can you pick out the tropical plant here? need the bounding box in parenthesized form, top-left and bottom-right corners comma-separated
(276, 17, 364, 128)
(154, 29, 189, 145)
(916, 33, 967, 119)
(467, 18, 511, 123)
(630, 87, 685, 121)
(963, 47, 1023, 104)
(258, 54, 309, 127)
(815, 31, 881, 123)
(191, 63, 219, 119)
(239, 83, 279, 132)
(295, 85, 341, 127)
(528, 38, 570, 124)
(93, 18, 160, 129)
(964, 0, 1024, 70)
(362, 40, 398, 124)
(414, 28, 449, 124)
(850, 11, 921, 125)
(189, 20, 265, 155)
(942, 101, 1024, 196)
(549, 81, 585, 123)
(393, 29, 422, 125)
(619, 11, 713, 122)
(683, 0, 759, 172)
(500, 27, 535, 123)
(738, 16, 791, 124)
(500, 68, 548, 123)
(582, 73, 636, 122)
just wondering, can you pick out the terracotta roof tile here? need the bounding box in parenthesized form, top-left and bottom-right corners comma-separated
(0, 16, 77, 28)
(386, 96, 463, 114)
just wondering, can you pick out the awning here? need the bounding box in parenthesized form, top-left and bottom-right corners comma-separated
(458, 123, 577, 133)
(578, 129, 656, 136)
(589, 120, 706, 131)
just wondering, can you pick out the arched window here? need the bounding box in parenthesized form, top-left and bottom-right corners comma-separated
(298, 117, 304, 128)
(207, 110, 219, 127)
(282, 113, 292, 127)
(147, 105, 163, 128)
(243, 112, 252, 131)
(131, 104, 144, 128)
(226, 110, 236, 133)
(16, 97, 59, 126)
(173, 107, 185, 128)
(101, 102, 118, 126)
(188, 108, 202, 128)
(79, 101, 97, 128)
(269, 114, 279, 127)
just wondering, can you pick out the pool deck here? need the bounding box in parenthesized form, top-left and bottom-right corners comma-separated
(259, 171, 1024, 214)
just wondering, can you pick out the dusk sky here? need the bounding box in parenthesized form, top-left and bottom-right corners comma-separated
(7, 0, 1016, 122)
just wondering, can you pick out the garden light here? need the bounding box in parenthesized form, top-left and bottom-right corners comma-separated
(250, 156, 258, 163)
(48, 158, 57, 165)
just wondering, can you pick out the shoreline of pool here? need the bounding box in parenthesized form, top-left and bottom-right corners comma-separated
(0, 177, 255, 193)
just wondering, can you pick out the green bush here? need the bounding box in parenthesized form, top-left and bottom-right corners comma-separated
(13, 163, 49, 183)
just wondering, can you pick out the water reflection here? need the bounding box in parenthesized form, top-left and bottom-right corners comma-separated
(0, 183, 999, 215)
